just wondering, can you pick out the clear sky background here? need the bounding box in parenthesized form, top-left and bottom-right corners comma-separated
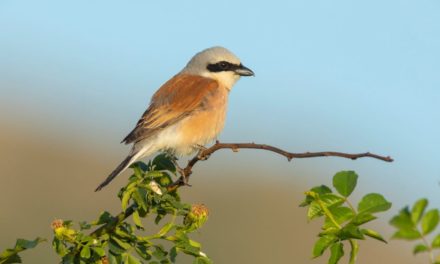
(1, 1, 439, 263)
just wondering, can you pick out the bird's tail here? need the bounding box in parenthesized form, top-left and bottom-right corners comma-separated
(95, 148, 147, 192)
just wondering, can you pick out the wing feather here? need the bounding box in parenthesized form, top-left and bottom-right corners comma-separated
(122, 74, 219, 144)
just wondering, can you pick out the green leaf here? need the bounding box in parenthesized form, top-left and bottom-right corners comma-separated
(121, 188, 134, 212)
(300, 185, 332, 207)
(124, 253, 141, 264)
(339, 224, 365, 240)
(411, 198, 428, 224)
(307, 201, 323, 220)
(432, 234, 440, 248)
(15, 238, 45, 250)
(158, 223, 175, 237)
(390, 207, 415, 230)
(328, 242, 344, 264)
(80, 246, 91, 259)
(0, 238, 45, 264)
(351, 213, 377, 226)
(320, 194, 345, 208)
(361, 229, 387, 243)
(153, 154, 176, 172)
(92, 211, 113, 225)
(132, 211, 144, 230)
(133, 187, 148, 211)
(332, 171, 358, 197)
(193, 256, 213, 264)
(324, 207, 354, 229)
(92, 247, 105, 257)
(110, 236, 131, 251)
(391, 229, 421, 240)
(312, 235, 336, 258)
(422, 209, 439, 235)
(413, 244, 428, 255)
(358, 193, 391, 214)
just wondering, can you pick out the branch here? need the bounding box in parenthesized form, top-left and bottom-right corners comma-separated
(167, 141, 393, 190)
(93, 141, 393, 236)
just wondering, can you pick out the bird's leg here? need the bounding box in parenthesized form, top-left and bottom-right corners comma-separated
(169, 156, 191, 186)
(194, 144, 210, 160)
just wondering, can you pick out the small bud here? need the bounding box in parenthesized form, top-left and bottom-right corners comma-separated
(51, 219, 76, 241)
(101, 256, 109, 264)
(51, 219, 64, 230)
(184, 204, 209, 231)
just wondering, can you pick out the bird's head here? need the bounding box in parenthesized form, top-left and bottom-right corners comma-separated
(181, 46, 254, 89)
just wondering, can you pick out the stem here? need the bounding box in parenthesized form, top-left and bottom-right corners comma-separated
(419, 230, 434, 264)
(316, 198, 341, 229)
(349, 239, 359, 264)
(345, 198, 357, 214)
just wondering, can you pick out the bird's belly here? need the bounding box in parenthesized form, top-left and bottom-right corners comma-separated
(176, 108, 226, 152)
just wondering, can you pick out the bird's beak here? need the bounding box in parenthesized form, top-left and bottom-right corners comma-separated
(235, 64, 255, 76)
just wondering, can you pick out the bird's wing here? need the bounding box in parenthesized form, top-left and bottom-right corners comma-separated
(122, 74, 219, 144)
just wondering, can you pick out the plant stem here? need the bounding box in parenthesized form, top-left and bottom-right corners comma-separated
(419, 230, 434, 264)
(345, 198, 357, 214)
(349, 239, 359, 264)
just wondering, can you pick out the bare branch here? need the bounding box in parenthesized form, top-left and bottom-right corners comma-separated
(167, 141, 393, 191)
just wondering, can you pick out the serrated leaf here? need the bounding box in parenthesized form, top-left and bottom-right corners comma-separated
(411, 199, 428, 224)
(432, 234, 440, 248)
(358, 193, 391, 214)
(413, 244, 428, 255)
(333, 171, 358, 197)
(329, 242, 344, 264)
(361, 229, 387, 243)
(422, 209, 439, 235)
(391, 229, 421, 240)
(80, 246, 91, 259)
(312, 235, 337, 258)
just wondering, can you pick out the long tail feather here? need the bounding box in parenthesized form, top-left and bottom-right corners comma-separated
(95, 154, 136, 192)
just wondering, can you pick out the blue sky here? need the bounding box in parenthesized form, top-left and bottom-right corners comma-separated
(1, 0, 440, 205)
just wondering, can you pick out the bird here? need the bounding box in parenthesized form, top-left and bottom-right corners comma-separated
(95, 46, 254, 191)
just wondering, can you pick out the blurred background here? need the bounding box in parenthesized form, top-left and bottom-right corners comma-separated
(1, 0, 439, 263)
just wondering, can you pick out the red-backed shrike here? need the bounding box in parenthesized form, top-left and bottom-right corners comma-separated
(95, 46, 254, 191)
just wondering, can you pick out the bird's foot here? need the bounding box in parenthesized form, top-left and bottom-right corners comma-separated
(194, 145, 210, 160)
(170, 158, 191, 186)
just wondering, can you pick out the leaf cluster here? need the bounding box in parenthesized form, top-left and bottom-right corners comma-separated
(300, 171, 391, 264)
(0, 238, 45, 264)
(51, 154, 212, 264)
(390, 198, 440, 263)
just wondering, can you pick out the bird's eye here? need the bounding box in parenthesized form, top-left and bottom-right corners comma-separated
(219, 62, 228, 69)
